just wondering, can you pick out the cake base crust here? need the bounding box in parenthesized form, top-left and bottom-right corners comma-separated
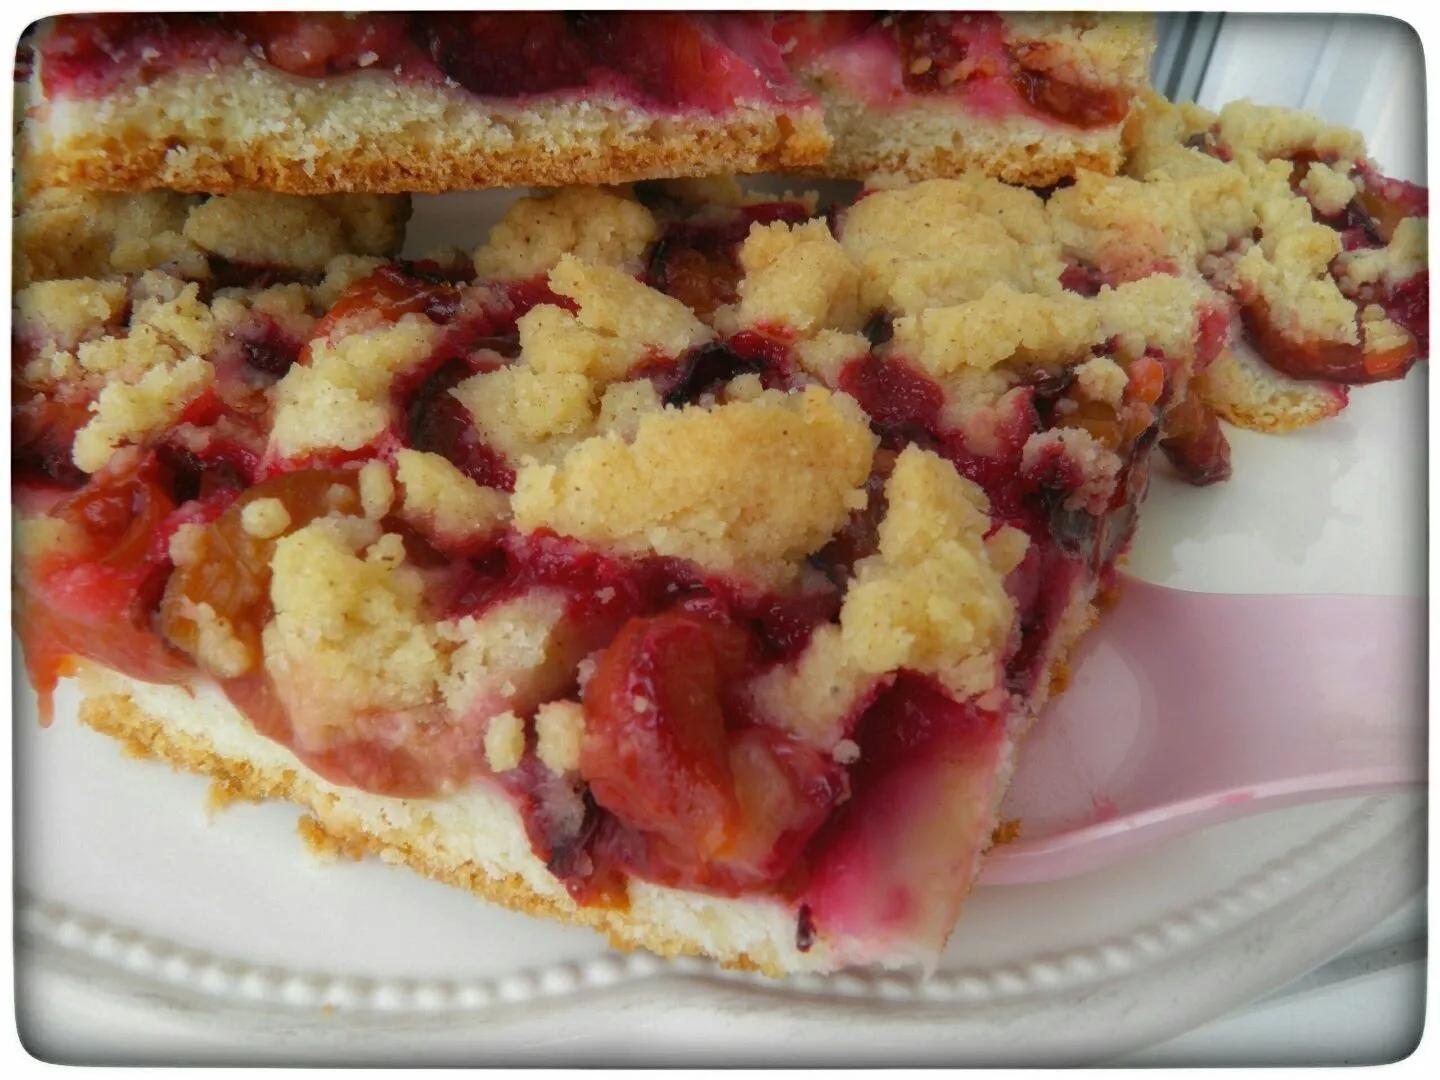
(22, 61, 831, 196)
(1196, 347, 1349, 433)
(806, 88, 1125, 187)
(75, 669, 840, 978)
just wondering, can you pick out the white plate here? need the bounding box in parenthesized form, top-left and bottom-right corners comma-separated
(13, 189, 1427, 1065)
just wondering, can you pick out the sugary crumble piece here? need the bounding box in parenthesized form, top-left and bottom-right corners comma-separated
(438, 591, 581, 720)
(1336, 217, 1427, 292)
(535, 700, 586, 774)
(839, 177, 1063, 316)
(550, 255, 711, 361)
(892, 285, 1098, 373)
(394, 448, 509, 545)
(14, 279, 128, 349)
(72, 355, 214, 473)
(1215, 100, 1364, 163)
(456, 259, 710, 463)
(746, 624, 877, 749)
(13, 189, 199, 286)
(269, 314, 441, 459)
(1096, 275, 1212, 361)
(483, 711, 526, 774)
(721, 219, 864, 337)
(1299, 162, 1358, 217)
(512, 386, 876, 585)
(1022, 427, 1121, 515)
(984, 525, 1033, 576)
(263, 518, 443, 747)
(1073, 356, 1128, 406)
(357, 459, 395, 520)
(240, 497, 292, 540)
(173, 598, 253, 679)
(181, 192, 410, 272)
(839, 445, 1013, 699)
(793, 330, 871, 386)
(13, 188, 407, 287)
(473, 187, 658, 280)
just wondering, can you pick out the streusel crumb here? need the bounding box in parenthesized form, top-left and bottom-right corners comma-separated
(474, 187, 658, 280)
(511, 386, 876, 585)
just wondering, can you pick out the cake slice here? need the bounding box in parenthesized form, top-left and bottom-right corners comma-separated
(1105, 93, 1429, 434)
(17, 12, 1158, 195)
(12, 186, 410, 288)
(17, 12, 830, 194)
(771, 11, 1155, 185)
(15, 174, 1227, 974)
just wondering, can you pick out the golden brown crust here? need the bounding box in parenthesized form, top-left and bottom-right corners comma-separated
(1195, 347, 1349, 433)
(78, 690, 786, 977)
(27, 124, 829, 197)
(21, 63, 831, 196)
(820, 139, 1123, 189)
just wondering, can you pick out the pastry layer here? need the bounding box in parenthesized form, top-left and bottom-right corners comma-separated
(76, 666, 834, 977)
(21, 62, 830, 195)
(809, 86, 1122, 187)
(71, 577, 1097, 977)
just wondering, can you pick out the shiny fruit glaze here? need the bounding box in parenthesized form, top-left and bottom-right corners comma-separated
(1160, 394, 1233, 485)
(800, 673, 1006, 959)
(577, 606, 845, 896)
(785, 11, 1132, 129)
(39, 12, 800, 114)
(1010, 50, 1131, 128)
(581, 610, 748, 864)
(644, 200, 816, 318)
(18, 454, 195, 718)
(1241, 296, 1419, 384)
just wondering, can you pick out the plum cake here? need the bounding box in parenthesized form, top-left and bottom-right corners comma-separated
(15, 173, 1237, 974)
(17, 11, 1155, 194)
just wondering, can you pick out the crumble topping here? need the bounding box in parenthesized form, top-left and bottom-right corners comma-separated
(14, 188, 408, 287)
(1073, 355, 1128, 406)
(1336, 217, 1428, 291)
(14, 279, 128, 349)
(720, 219, 864, 338)
(72, 354, 214, 473)
(793, 329, 871, 386)
(457, 258, 710, 464)
(357, 459, 395, 520)
(891, 285, 1097, 373)
(840, 446, 1014, 699)
(535, 700, 586, 775)
(240, 497, 292, 539)
(264, 517, 443, 746)
(437, 590, 580, 720)
(550, 255, 711, 361)
(511, 386, 876, 585)
(746, 624, 876, 749)
(1215, 100, 1364, 163)
(1004, 12, 1155, 88)
(839, 177, 1063, 316)
(457, 257, 711, 466)
(181, 191, 410, 271)
(483, 710, 526, 773)
(1097, 275, 1211, 361)
(173, 598, 252, 679)
(1022, 427, 1121, 515)
(269, 314, 442, 459)
(473, 187, 659, 279)
(394, 448, 510, 544)
(1299, 162, 1358, 217)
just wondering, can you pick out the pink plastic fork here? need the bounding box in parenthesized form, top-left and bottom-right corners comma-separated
(980, 578, 1425, 885)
